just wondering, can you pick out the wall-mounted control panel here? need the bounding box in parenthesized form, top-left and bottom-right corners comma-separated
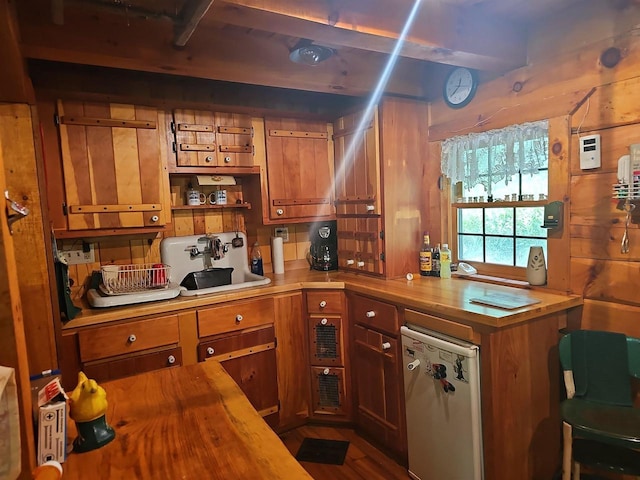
(579, 134, 601, 170)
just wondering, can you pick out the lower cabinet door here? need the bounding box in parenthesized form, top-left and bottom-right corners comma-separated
(310, 366, 350, 420)
(82, 346, 182, 383)
(198, 325, 279, 424)
(353, 324, 406, 458)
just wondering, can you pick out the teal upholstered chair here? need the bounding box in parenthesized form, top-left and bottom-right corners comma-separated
(559, 330, 640, 480)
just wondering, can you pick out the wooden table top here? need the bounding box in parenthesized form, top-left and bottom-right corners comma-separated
(61, 362, 313, 480)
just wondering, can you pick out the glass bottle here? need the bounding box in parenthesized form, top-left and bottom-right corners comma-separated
(432, 244, 440, 277)
(250, 242, 264, 275)
(440, 243, 452, 279)
(419, 232, 432, 277)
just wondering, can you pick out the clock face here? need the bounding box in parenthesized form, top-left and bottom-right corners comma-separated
(444, 67, 477, 109)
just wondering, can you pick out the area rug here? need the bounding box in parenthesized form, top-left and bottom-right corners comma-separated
(295, 437, 350, 465)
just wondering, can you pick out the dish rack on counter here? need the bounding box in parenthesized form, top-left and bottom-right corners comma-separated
(100, 263, 171, 295)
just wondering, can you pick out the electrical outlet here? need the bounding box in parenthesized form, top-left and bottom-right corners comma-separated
(61, 244, 95, 265)
(274, 227, 289, 242)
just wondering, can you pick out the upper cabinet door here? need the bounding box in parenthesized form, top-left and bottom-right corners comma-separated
(333, 108, 381, 216)
(264, 117, 335, 223)
(56, 100, 167, 231)
(173, 109, 254, 168)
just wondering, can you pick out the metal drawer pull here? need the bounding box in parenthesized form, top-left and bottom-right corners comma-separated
(150, 215, 159, 223)
(321, 318, 328, 325)
(323, 368, 330, 375)
(346, 259, 355, 265)
(382, 342, 391, 350)
(357, 261, 365, 267)
(235, 314, 243, 322)
(205, 155, 213, 163)
(207, 347, 215, 356)
(365, 310, 376, 318)
(276, 208, 284, 216)
(319, 300, 327, 308)
(128, 334, 137, 343)
(407, 359, 421, 371)
(167, 355, 176, 364)
(366, 205, 375, 211)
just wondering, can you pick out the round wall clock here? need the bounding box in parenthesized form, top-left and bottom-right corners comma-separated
(443, 67, 478, 109)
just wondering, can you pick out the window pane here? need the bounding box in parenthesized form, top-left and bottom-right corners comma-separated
(459, 208, 483, 234)
(521, 170, 548, 197)
(515, 207, 547, 237)
(485, 237, 513, 265)
(485, 208, 513, 235)
(516, 239, 547, 267)
(458, 235, 483, 261)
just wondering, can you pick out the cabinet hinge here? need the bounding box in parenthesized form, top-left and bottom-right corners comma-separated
(379, 230, 384, 240)
(54, 114, 60, 126)
(252, 145, 255, 156)
(380, 252, 385, 261)
(62, 202, 68, 216)
(170, 121, 176, 134)
(274, 337, 278, 348)
(172, 142, 177, 153)
(250, 126, 254, 138)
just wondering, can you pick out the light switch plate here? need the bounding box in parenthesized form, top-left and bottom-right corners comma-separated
(274, 227, 289, 242)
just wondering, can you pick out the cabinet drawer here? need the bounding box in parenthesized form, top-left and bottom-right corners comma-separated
(197, 297, 274, 337)
(306, 290, 343, 314)
(82, 346, 182, 383)
(349, 294, 398, 335)
(198, 325, 275, 361)
(78, 315, 179, 362)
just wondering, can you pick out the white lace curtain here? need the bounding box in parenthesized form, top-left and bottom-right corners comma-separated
(441, 120, 548, 190)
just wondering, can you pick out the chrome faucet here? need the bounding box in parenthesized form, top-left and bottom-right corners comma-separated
(198, 234, 218, 269)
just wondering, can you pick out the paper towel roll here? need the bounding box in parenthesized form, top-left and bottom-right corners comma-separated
(271, 236, 285, 274)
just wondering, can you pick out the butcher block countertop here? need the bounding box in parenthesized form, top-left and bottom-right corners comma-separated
(61, 361, 313, 480)
(64, 269, 582, 331)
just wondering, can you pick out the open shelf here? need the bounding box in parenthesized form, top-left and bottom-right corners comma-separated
(171, 202, 252, 211)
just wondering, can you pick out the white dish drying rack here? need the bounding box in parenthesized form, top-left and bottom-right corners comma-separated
(100, 263, 171, 295)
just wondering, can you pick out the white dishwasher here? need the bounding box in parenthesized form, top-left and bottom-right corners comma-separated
(401, 324, 483, 480)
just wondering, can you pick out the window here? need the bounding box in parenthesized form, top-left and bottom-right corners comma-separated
(441, 121, 549, 277)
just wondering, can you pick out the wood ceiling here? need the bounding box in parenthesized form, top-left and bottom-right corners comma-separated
(14, 0, 591, 99)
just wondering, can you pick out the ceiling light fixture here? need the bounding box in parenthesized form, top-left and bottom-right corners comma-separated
(289, 39, 334, 66)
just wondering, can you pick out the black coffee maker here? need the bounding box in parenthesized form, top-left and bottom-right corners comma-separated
(309, 220, 338, 271)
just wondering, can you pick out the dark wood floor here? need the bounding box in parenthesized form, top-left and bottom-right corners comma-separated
(279, 425, 410, 480)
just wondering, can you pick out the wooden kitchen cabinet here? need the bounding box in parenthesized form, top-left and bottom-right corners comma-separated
(333, 97, 427, 277)
(305, 290, 351, 422)
(54, 99, 169, 235)
(348, 292, 407, 460)
(197, 297, 279, 425)
(59, 313, 182, 390)
(262, 117, 335, 224)
(171, 109, 255, 170)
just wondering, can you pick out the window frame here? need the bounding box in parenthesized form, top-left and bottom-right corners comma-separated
(452, 199, 548, 280)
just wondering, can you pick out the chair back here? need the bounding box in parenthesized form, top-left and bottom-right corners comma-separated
(559, 330, 635, 406)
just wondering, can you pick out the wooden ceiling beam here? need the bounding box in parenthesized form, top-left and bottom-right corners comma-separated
(213, 0, 527, 72)
(174, 0, 216, 47)
(18, 5, 436, 97)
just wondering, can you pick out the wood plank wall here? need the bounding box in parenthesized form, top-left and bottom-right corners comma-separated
(426, 1, 640, 357)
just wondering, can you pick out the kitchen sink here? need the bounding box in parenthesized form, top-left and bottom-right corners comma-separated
(160, 232, 271, 297)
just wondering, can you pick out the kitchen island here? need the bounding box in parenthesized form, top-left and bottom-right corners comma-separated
(61, 360, 313, 479)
